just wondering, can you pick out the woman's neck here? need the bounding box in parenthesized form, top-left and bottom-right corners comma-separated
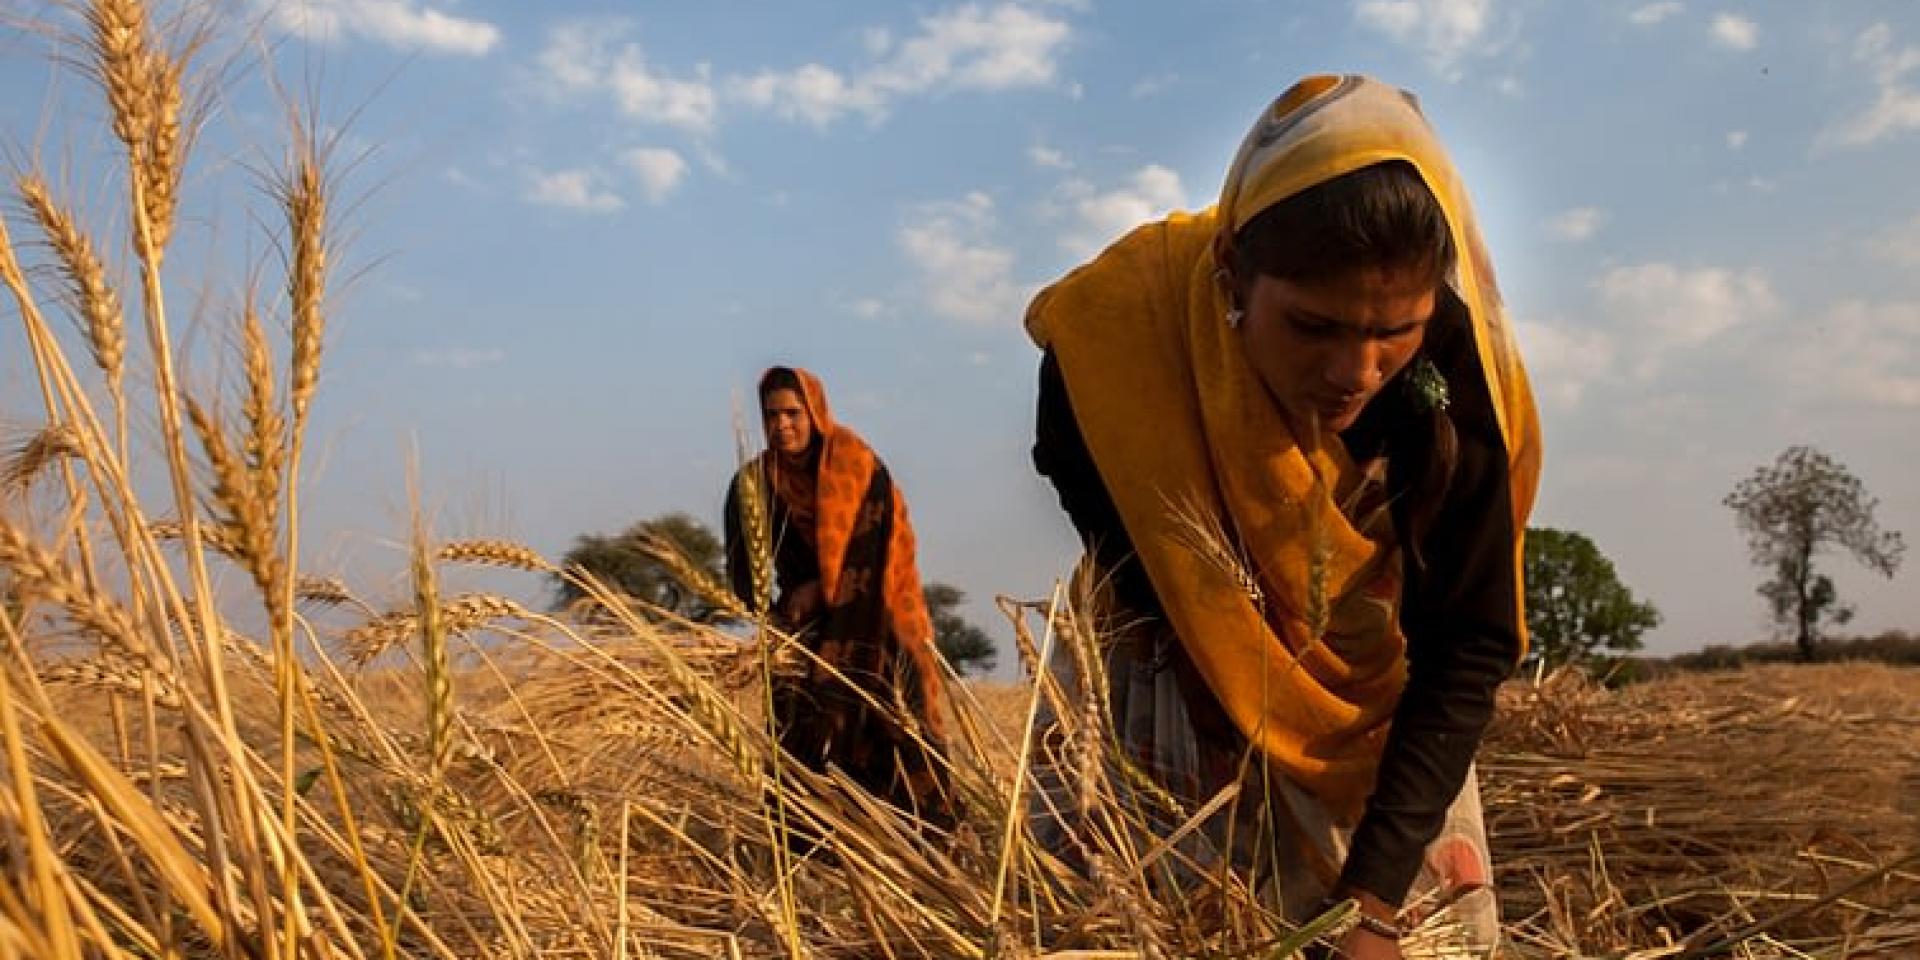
(777, 444, 819, 472)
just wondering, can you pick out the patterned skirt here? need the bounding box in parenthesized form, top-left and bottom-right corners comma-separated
(1027, 612, 1500, 953)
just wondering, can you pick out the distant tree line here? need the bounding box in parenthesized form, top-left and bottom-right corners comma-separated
(564, 444, 1908, 682)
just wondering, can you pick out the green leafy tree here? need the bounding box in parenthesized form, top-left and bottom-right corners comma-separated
(1724, 446, 1906, 661)
(924, 581, 997, 676)
(553, 512, 728, 621)
(1523, 527, 1661, 668)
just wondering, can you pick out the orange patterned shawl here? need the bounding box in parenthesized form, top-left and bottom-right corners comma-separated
(754, 367, 951, 818)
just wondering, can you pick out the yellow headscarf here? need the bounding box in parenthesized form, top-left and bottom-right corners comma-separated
(1025, 75, 1542, 821)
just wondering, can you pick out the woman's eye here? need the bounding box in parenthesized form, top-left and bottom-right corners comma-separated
(1288, 315, 1338, 338)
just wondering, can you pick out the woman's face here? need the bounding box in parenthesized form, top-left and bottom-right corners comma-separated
(761, 388, 815, 457)
(1236, 264, 1436, 435)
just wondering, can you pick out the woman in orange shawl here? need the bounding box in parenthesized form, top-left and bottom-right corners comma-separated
(724, 367, 953, 827)
(1026, 76, 1541, 957)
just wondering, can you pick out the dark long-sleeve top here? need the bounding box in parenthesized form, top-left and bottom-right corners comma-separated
(1032, 341, 1520, 906)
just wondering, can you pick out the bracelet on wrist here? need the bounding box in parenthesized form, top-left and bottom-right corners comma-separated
(1351, 911, 1404, 941)
(1317, 896, 1405, 942)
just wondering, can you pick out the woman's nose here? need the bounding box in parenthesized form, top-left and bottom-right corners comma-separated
(1324, 339, 1382, 394)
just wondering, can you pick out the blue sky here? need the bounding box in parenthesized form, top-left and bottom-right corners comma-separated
(3, 0, 1918, 666)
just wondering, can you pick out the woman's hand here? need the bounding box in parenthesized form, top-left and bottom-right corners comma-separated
(1330, 887, 1404, 960)
(1332, 926, 1403, 960)
(784, 580, 824, 624)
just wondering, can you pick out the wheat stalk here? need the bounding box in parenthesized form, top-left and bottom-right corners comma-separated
(2, 425, 85, 496)
(343, 593, 531, 667)
(147, 516, 244, 561)
(636, 534, 748, 620)
(571, 580, 769, 785)
(652, 635, 765, 784)
(1303, 481, 1333, 641)
(18, 176, 124, 393)
(0, 518, 163, 673)
(732, 418, 774, 617)
(283, 140, 327, 429)
(1165, 493, 1265, 611)
(209, 629, 366, 731)
(139, 54, 183, 253)
(41, 654, 184, 711)
(88, 0, 155, 162)
(238, 303, 285, 529)
(436, 539, 552, 573)
(293, 575, 355, 607)
(183, 396, 286, 628)
(88, 0, 185, 256)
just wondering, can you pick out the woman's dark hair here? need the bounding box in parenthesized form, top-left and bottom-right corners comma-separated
(1230, 159, 1455, 287)
(1228, 160, 1460, 567)
(759, 367, 804, 406)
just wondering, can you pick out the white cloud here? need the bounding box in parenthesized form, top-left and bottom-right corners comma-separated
(1726, 130, 1748, 149)
(1547, 206, 1606, 242)
(1710, 175, 1777, 194)
(1628, 2, 1683, 26)
(1708, 12, 1758, 51)
(1857, 22, 1920, 86)
(898, 192, 1033, 327)
(538, 21, 718, 134)
(1028, 145, 1071, 169)
(730, 64, 884, 127)
(620, 148, 689, 203)
(848, 298, 887, 319)
(1058, 165, 1189, 256)
(525, 169, 625, 213)
(1865, 214, 1920, 266)
(1515, 317, 1614, 408)
(870, 4, 1072, 92)
(1819, 23, 1920, 150)
(1495, 75, 1524, 98)
(1130, 71, 1178, 98)
(1353, 0, 1502, 80)
(262, 0, 500, 55)
(414, 347, 505, 369)
(728, 3, 1073, 127)
(1784, 300, 1920, 406)
(1594, 262, 1778, 376)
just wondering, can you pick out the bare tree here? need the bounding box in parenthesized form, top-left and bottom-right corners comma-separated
(1724, 446, 1905, 661)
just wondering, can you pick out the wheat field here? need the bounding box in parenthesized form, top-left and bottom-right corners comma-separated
(0, 3, 1914, 958)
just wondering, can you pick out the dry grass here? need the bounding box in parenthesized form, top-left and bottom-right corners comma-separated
(1482, 665, 1920, 958)
(0, 4, 1914, 959)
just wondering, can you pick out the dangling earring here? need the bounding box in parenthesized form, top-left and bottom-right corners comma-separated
(1214, 267, 1244, 329)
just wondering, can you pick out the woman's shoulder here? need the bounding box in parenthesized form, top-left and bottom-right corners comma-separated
(1027, 209, 1220, 345)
